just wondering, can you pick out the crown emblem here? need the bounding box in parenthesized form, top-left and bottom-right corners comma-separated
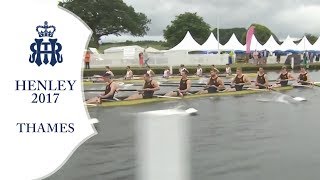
(36, 21, 56, 37)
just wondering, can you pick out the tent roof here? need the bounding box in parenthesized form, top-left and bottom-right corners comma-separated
(221, 33, 245, 51)
(296, 36, 314, 51)
(279, 35, 297, 51)
(145, 47, 160, 53)
(262, 35, 280, 52)
(201, 33, 222, 51)
(104, 45, 144, 53)
(170, 31, 202, 51)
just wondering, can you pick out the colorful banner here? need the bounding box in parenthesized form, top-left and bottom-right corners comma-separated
(246, 26, 255, 53)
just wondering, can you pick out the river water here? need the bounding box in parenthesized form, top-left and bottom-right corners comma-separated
(47, 71, 320, 180)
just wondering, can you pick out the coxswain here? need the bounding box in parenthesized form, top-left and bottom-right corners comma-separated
(146, 66, 155, 77)
(125, 73, 160, 100)
(124, 66, 133, 80)
(273, 66, 295, 87)
(254, 67, 269, 89)
(196, 69, 225, 94)
(165, 70, 191, 97)
(297, 66, 313, 85)
(86, 73, 118, 104)
(228, 67, 251, 91)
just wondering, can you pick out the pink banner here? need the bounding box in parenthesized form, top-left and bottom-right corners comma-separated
(246, 26, 255, 53)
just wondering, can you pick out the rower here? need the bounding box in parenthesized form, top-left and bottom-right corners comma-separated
(86, 73, 118, 104)
(125, 73, 160, 100)
(196, 69, 224, 94)
(165, 70, 191, 97)
(225, 64, 232, 76)
(196, 64, 203, 77)
(105, 66, 114, 77)
(254, 67, 269, 89)
(297, 66, 313, 85)
(146, 66, 155, 77)
(273, 66, 295, 87)
(163, 66, 171, 78)
(229, 67, 251, 91)
(124, 66, 133, 80)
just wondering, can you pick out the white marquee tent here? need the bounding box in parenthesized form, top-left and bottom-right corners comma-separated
(170, 31, 202, 51)
(262, 35, 280, 52)
(221, 33, 245, 51)
(279, 35, 297, 51)
(145, 47, 160, 53)
(103, 45, 144, 54)
(201, 33, 222, 51)
(296, 36, 314, 51)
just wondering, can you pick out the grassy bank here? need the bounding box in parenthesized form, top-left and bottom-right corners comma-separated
(83, 63, 320, 77)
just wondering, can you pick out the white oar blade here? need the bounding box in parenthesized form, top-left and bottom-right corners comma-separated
(89, 118, 99, 124)
(185, 108, 198, 115)
(293, 97, 307, 102)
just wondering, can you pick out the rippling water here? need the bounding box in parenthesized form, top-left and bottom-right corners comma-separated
(47, 71, 320, 180)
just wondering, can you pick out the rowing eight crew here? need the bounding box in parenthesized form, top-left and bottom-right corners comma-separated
(86, 66, 314, 103)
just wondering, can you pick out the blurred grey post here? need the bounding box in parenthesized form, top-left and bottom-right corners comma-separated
(136, 109, 190, 180)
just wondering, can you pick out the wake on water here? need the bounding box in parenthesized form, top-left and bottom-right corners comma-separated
(256, 92, 307, 104)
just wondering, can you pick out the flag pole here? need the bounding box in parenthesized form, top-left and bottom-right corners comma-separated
(217, 17, 220, 62)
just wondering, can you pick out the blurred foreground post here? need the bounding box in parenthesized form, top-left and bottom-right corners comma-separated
(136, 109, 190, 180)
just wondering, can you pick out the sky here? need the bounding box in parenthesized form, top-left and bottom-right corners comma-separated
(102, 0, 320, 42)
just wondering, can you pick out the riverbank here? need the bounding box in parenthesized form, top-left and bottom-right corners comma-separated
(83, 62, 320, 77)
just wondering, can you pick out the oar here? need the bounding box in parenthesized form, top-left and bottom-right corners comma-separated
(154, 95, 182, 99)
(84, 89, 139, 92)
(267, 84, 307, 101)
(297, 80, 319, 87)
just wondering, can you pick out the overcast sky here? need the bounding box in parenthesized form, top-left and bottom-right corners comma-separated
(103, 0, 320, 42)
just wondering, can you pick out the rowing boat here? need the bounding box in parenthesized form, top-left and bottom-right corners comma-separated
(86, 86, 293, 107)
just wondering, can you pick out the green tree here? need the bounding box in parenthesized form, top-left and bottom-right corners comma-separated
(163, 12, 211, 48)
(241, 24, 280, 45)
(212, 28, 246, 45)
(305, 34, 318, 44)
(59, 0, 151, 47)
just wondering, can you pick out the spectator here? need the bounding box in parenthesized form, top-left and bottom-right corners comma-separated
(228, 51, 234, 64)
(276, 53, 281, 63)
(138, 52, 144, 67)
(253, 50, 259, 65)
(143, 49, 149, 67)
(84, 50, 91, 69)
